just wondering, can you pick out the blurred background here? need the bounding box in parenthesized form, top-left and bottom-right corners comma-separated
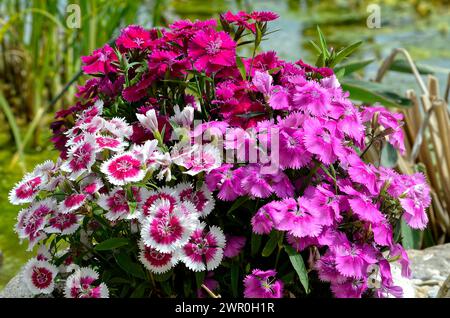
(1, 0, 449, 289)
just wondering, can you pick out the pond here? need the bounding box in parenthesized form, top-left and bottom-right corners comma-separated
(1, 0, 449, 289)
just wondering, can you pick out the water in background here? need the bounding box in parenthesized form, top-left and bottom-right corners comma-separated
(1, 0, 449, 288)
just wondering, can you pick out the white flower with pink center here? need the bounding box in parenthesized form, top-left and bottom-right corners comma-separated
(132, 139, 161, 169)
(16, 198, 56, 250)
(105, 117, 133, 138)
(100, 152, 145, 186)
(23, 258, 58, 295)
(181, 224, 226, 272)
(175, 144, 221, 176)
(59, 193, 87, 213)
(176, 183, 215, 218)
(141, 209, 198, 253)
(95, 135, 127, 152)
(33, 160, 56, 177)
(80, 116, 106, 135)
(80, 176, 104, 196)
(64, 267, 109, 298)
(139, 187, 178, 220)
(98, 187, 141, 221)
(8, 174, 45, 205)
(61, 134, 98, 180)
(45, 211, 82, 235)
(138, 241, 179, 274)
(36, 244, 51, 261)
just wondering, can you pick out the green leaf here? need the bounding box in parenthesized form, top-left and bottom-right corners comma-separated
(334, 59, 374, 76)
(227, 196, 249, 214)
(400, 219, 421, 249)
(341, 78, 412, 108)
(262, 231, 279, 257)
(115, 252, 146, 279)
(285, 245, 309, 294)
(309, 40, 322, 54)
(330, 41, 363, 67)
(251, 233, 262, 257)
(94, 238, 130, 251)
(316, 25, 329, 58)
(231, 263, 239, 297)
(154, 270, 173, 282)
(236, 56, 247, 81)
(380, 142, 398, 168)
(130, 282, 149, 298)
(195, 271, 205, 290)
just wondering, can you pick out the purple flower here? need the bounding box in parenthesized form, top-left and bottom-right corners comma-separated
(244, 269, 283, 298)
(224, 235, 246, 258)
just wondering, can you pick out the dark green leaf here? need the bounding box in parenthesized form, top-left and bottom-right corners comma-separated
(154, 270, 173, 282)
(231, 263, 239, 297)
(195, 271, 205, 289)
(94, 238, 130, 251)
(251, 233, 262, 257)
(130, 282, 149, 298)
(262, 231, 279, 257)
(227, 196, 249, 214)
(341, 78, 412, 108)
(285, 245, 309, 294)
(115, 252, 146, 279)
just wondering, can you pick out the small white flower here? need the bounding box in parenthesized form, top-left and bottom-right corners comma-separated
(137, 109, 158, 132)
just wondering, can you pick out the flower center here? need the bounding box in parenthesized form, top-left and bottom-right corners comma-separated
(205, 39, 222, 55)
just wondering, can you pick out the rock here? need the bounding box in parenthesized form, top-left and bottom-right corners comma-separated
(407, 243, 450, 298)
(0, 269, 34, 298)
(437, 274, 450, 298)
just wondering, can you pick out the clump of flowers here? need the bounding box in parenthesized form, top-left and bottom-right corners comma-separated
(9, 11, 430, 298)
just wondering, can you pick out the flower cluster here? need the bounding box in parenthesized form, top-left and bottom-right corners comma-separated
(9, 11, 430, 298)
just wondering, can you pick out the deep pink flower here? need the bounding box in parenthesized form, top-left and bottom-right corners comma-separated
(303, 118, 343, 165)
(292, 80, 330, 116)
(81, 44, 118, 75)
(188, 29, 236, 73)
(205, 164, 244, 201)
(278, 127, 312, 169)
(122, 74, 154, 102)
(116, 25, 153, 50)
(346, 154, 378, 195)
(331, 278, 367, 298)
(333, 240, 377, 279)
(244, 269, 283, 298)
